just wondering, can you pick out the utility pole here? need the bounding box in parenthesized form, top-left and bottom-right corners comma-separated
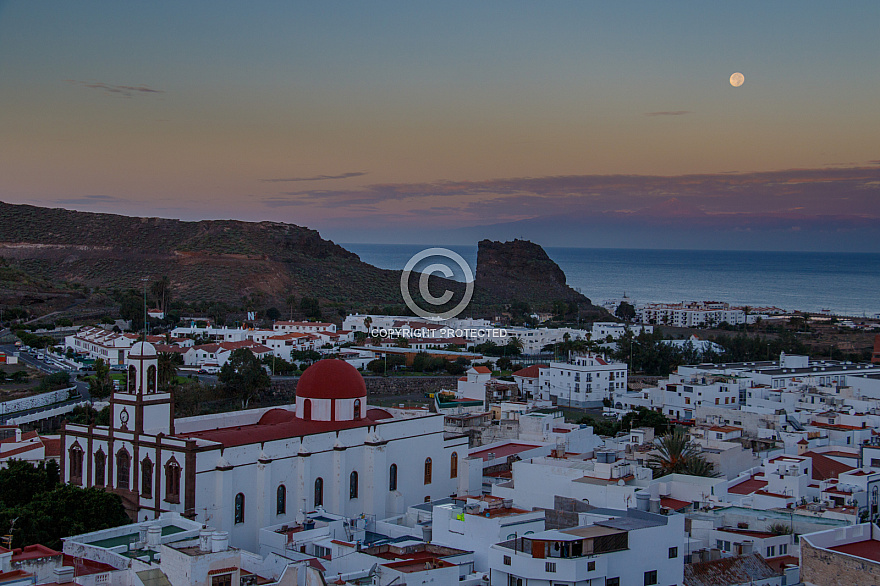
(141, 277, 149, 340)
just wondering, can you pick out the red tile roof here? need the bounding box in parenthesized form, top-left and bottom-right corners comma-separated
(472, 366, 491, 374)
(178, 408, 394, 448)
(11, 544, 61, 561)
(803, 451, 855, 481)
(660, 497, 690, 511)
(728, 475, 768, 495)
(469, 442, 541, 461)
(512, 365, 548, 378)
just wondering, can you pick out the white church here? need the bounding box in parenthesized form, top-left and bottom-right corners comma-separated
(62, 343, 472, 551)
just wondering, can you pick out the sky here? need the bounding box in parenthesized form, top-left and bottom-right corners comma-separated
(1, 1, 879, 251)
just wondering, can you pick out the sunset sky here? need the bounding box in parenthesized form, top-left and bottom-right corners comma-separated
(1, 2, 878, 250)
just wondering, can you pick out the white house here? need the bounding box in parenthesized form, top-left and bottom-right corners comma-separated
(487, 509, 684, 586)
(539, 355, 628, 408)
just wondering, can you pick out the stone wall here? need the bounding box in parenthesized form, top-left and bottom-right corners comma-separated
(801, 541, 880, 586)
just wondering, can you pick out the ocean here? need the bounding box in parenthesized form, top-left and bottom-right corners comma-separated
(340, 243, 880, 318)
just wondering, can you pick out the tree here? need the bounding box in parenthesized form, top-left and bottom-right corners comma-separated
(496, 356, 513, 371)
(66, 405, 111, 426)
(150, 276, 172, 314)
(615, 301, 636, 322)
(88, 358, 114, 400)
(300, 297, 322, 320)
(157, 352, 180, 392)
(621, 407, 670, 435)
(647, 428, 718, 478)
(286, 295, 298, 320)
(218, 348, 270, 408)
(0, 460, 130, 549)
(265, 307, 281, 321)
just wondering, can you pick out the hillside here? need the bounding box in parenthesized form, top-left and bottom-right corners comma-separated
(0, 201, 604, 318)
(0, 202, 404, 306)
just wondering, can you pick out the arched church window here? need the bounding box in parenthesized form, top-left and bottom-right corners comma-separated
(128, 366, 137, 393)
(450, 452, 458, 479)
(303, 399, 312, 420)
(424, 458, 432, 485)
(69, 444, 83, 483)
(94, 450, 105, 487)
(116, 449, 130, 490)
(353, 399, 361, 419)
(141, 457, 153, 498)
(277, 484, 286, 515)
(234, 493, 245, 524)
(147, 365, 156, 393)
(314, 477, 324, 507)
(350, 471, 359, 499)
(165, 459, 181, 503)
(389, 464, 398, 491)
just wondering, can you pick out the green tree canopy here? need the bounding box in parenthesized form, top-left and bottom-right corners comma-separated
(0, 460, 129, 549)
(218, 348, 270, 408)
(647, 427, 718, 478)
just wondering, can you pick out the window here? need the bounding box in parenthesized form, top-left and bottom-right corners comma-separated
(165, 459, 181, 503)
(545, 562, 556, 573)
(141, 457, 153, 498)
(354, 399, 361, 419)
(606, 579, 620, 586)
(350, 471, 359, 499)
(767, 545, 775, 557)
(871, 458, 880, 468)
(389, 464, 398, 491)
(94, 450, 105, 487)
(503, 555, 511, 565)
(212, 573, 232, 586)
(587, 561, 595, 571)
(450, 452, 458, 479)
(116, 449, 130, 490)
(234, 493, 245, 524)
(644, 570, 657, 586)
(424, 495, 431, 503)
(276, 484, 286, 515)
(424, 457, 432, 485)
(128, 365, 137, 393)
(314, 477, 323, 507)
(669, 547, 678, 558)
(69, 444, 84, 483)
(303, 398, 312, 420)
(147, 365, 156, 392)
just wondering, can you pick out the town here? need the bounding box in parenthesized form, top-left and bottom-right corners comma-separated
(1, 300, 879, 586)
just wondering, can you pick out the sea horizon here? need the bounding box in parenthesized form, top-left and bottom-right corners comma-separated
(341, 243, 880, 318)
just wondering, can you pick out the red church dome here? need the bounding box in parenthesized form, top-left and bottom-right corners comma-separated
(296, 359, 367, 400)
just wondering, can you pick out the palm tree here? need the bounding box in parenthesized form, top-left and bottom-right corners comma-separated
(647, 428, 718, 478)
(157, 352, 179, 392)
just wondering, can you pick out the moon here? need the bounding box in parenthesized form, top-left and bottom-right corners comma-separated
(730, 72, 745, 87)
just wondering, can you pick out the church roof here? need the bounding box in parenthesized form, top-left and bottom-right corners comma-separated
(178, 407, 393, 448)
(297, 359, 367, 400)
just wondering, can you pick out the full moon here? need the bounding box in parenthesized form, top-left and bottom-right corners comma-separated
(730, 72, 745, 87)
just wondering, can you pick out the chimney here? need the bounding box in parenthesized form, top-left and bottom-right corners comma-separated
(146, 525, 162, 550)
(636, 491, 650, 512)
(199, 529, 213, 552)
(212, 531, 229, 552)
(53, 566, 75, 584)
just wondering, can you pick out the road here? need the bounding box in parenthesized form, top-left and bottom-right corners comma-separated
(0, 343, 91, 400)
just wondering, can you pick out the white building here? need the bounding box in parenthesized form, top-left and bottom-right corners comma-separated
(488, 509, 684, 586)
(637, 301, 749, 327)
(540, 355, 628, 408)
(62, 346, 471, 553)
(273, 321, 337, 334)
(431, 496, 545, 572)
(64, 326, 139, 365)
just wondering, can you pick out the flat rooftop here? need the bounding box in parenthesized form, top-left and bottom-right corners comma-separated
(830, 539, 880, 563)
